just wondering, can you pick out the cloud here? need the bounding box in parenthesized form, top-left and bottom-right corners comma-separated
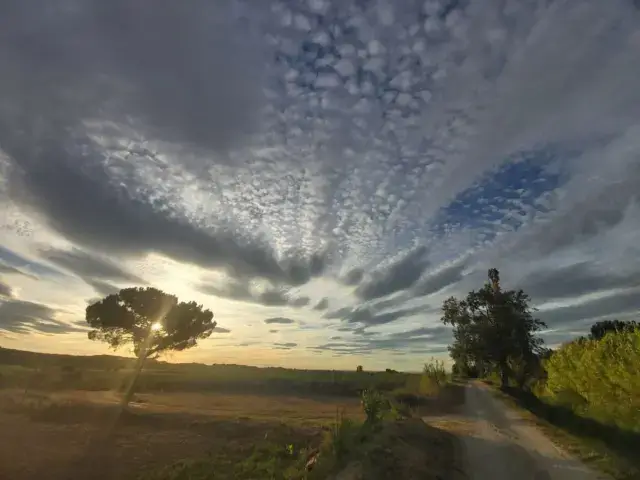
(313, 297, 329, 310)
(269, 329, 278, 333)
(264, 317, 295, 325)
(0, 280, 13, 298)
(199, 279, 314, 309)
(413, 262, 467, 297)
(85, 279, 121, 297)
(356, 246, 430, 300)
(1, 0, 639, 364)
(0, 299, 85, 335)
(0, 1, 327, 287)
(0, 246, 60, 277)
(289, 296, 311, 308)
(41, 247, 144, 284)
(517, 262, 639, 304)
(0, 0, 263, 160)
(0, 262, 28, 277)
(342, 268, 364, 286)
(538, 288, 640, 329)
(213, 326, 231, 333)
(274, 342, 297, 350)
(325, 304, 426, 326)
(313, 325, 451, 355)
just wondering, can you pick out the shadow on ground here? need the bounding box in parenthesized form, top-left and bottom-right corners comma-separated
(500, 386, 640, 478)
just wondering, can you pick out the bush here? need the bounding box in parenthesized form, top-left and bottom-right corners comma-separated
(360, 389, 389, 425)
(324, 409, 357, 465)
(420, 359, 447, 396)
(542, 329, 640, 430)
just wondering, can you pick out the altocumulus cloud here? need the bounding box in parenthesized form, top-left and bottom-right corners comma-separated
(0, 0, 638, 365)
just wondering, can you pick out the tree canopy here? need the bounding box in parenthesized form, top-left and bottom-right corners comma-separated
(86, 287, 216, 359)
(589, 319, 638, 341)
(441, 268, 546, 387)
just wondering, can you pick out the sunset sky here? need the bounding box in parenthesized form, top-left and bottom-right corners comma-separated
(1, 0, 639, 371)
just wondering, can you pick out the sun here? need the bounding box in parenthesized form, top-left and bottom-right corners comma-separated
(150, 322, 162, 332)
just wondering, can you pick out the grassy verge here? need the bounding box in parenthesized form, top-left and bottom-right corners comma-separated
(484, 381, 640, 480)
(138, 383, 463, 480)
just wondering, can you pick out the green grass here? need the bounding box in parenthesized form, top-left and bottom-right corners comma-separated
(138, 442, 312, 480)
(486, 383, 640, 480)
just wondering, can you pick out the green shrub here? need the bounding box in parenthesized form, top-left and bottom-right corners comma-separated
(360, 389, 389, 425)
(420, 358, 447, 396)
(324, 409, 357, 465)
(542, 329, 640, 430)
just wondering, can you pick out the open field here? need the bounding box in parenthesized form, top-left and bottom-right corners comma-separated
(0, 348, 462, 479)
(0, 389, 359, 480)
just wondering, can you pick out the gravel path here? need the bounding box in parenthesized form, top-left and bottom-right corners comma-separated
(457, 381, 607, 480)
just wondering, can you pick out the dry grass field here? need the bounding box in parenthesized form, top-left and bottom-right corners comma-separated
(0, 389, 362, 480)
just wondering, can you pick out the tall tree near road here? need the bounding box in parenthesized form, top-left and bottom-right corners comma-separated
(441, 269, 546, 388)
(86, 286, 216, 406)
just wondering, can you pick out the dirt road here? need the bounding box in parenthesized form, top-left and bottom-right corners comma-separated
(427, 382, 607, 480)
(462, 382, 607, 480)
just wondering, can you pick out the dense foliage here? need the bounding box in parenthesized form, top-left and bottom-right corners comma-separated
(86, 287, 216, 359)
(442, 268, 546, 387)
(589, 319, 638, 341)
(541, 328, 640, 431)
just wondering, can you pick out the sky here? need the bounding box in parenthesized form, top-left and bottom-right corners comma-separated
(0, 0, 639, 371)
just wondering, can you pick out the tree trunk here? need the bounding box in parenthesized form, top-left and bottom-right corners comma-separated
(499, 362, 509, 388)
(120, 351, 148, 410)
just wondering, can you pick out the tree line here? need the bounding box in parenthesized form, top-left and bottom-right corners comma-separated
(441, 268, 638, 392)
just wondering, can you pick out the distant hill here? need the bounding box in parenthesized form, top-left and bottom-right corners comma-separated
(0, 346, 141, 370)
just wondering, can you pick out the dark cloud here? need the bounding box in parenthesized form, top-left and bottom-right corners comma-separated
(326, 304, 426, 326)
(324, 306, 353, 320)
(309, 342, 374, 355)
(289, 296, 311, 308)
(198, 282, 254, 303)
(356, 246, 430, 300)
(386, 326, 450, 340)
(413, 262, 467, 297)
(342, 268, 364, 286)
(85, 279, 121, 297)
(41, 247, 144, 284)
(274, 342, 297, 349)
(353, 326, 376, 336)
(269, 329, 279, 333)
(0, 2, 326, 287)
(199, 280, 316, 309)
(264, 317, 295, 325)
(0, 0, 262, 161)
(0, 299, 85, 335)
(213, 326, 231, 333)
(506, 162, 640, 259)
(518, 262, 638, 303)
(314, 324, 451, 354)
(0, 262, 27, 277)
(7, 147, 325, 285)
(0, 280, 13, 298)
(0, 246, 60, 277)
(259, 290, 289, 307)
(538, 288, 640, 329)
(313, 297, 330, 310)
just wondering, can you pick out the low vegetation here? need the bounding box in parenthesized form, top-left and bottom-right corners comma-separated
(0, 345, 462, 479)
(137, 377, 463, 479)
(503, 326, 640, 479)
